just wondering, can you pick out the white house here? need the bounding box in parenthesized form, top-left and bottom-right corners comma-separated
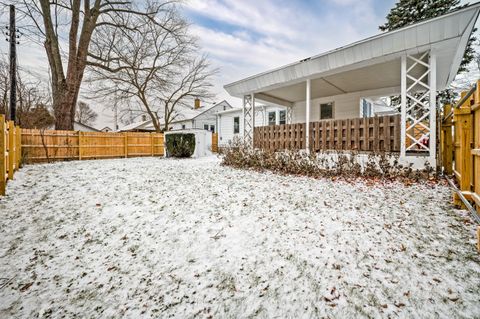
(47, 121, 100, 132)
(217, 100, 396, 147)
(168, 100, 232, 132)
(216, 104, 287, 147)
(119, 100, 233, 132)
(224, 4, 480, 168)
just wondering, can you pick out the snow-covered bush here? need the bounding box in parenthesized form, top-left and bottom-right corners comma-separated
(165, 133, 195, 158)
(221, 138, 433, 181)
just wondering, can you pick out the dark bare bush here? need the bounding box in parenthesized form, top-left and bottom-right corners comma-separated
(221, 138, 435, 182)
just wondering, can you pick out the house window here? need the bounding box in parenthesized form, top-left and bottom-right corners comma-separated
(362, 99, 373, 118)
(268, 111, 276, 126)
(233, 116, 240, 134)
(279, 110, 286, 125)
(320, 102, 334, 120)
(182, 124, 186, 129)
(210, 125, 215, 132)
(204, 124, 209, 130)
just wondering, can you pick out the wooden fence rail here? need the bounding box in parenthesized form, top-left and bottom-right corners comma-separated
(254, 114, 401, 153)
(21, 129, 165, 163)
(441, 80, 480, 251)
(1, 115, 22, 195)
(442, 80, 480, 212)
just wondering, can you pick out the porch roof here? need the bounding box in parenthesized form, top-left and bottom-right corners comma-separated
(224, 4, 480, 105)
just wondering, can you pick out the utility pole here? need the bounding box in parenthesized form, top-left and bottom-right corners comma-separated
(8, 5, 17, 123)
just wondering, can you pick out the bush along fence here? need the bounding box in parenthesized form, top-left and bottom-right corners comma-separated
(21, 129, 165, 163)
(254, 114, 401, 153)
(441, 80, 480, 250)
(0, 115, 22, 195)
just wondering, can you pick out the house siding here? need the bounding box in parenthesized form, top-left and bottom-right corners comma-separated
(170, 101, 231, 132)
(291, 87, 398, 123)
(217, 105, 286, 146)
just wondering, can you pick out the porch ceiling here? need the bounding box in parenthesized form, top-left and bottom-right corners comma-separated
(261, 59, 402, 102)
(224, 4, 480, 104)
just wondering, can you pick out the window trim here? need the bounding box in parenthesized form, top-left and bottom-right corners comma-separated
(233, 116, 240, 134)
(320, 102, 334, 120)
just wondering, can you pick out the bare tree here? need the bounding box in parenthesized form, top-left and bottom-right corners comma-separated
(88, 10, 216, 132)
(75, 101, 98, 125)
(0, 56, 53, 128)
(17, 0, 179, 130)
(0, 60, 10, 116)
(159, 56, 216, 131)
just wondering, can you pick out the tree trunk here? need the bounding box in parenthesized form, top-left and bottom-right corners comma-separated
(53, 82, 78, 130)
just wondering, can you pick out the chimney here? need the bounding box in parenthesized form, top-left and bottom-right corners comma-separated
(194, 98, 201, 109)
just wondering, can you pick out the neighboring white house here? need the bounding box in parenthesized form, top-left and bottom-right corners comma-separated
(74, 122, 100, 132)
(47, 121, 100, 132)
(216, 104, 287, 147)
(168, 100, 232, 132)
(360, 98, 398, 117)
(119, 100, 233, 132)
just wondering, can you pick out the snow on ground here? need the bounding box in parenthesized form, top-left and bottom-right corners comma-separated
(0, 156, 479, 318)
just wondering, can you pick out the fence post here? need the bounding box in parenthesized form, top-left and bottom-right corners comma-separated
(453, 95, 473, 207)
(78, 131, 83, 160)
(442, 104, 453, 174)
(124, 132, 128, 158)
(0, 115, 5, 195)
(16, 126, 21, 168)
(151, 134, 154, 156)
(8, 121, 14, 179)
(477, 226, 480, 252)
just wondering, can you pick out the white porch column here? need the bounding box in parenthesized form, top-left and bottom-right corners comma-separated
(242, 93, 255, 147)
(286, 107, 293, 124)
(400, 55, 407, 158)
(305, 79, 311, 150)
(429, 52, 437, 167)
(400, 51, 436, 169)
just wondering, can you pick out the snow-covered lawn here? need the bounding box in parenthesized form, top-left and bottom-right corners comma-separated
(0, 157, 479, 318)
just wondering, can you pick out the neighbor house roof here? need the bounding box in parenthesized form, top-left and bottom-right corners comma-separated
(118, 120, 151, 132)
(119, 100, 233, 131)
(224, 4, 480, 102)
(173, 100, 233, 122)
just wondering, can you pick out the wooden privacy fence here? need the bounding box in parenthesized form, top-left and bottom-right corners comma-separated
(212, 133, 218, 153)
(254, 114, 401, 152)
(441, 80, 480, 212)
(21, 129, 164, 163)
(0, 115, 22, 195)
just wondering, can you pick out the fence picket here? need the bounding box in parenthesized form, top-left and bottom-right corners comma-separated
(252, 114, 401, 153)
(20, 129, 164, 163)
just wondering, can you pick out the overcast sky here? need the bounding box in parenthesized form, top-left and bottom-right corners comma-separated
(0, 0, 455, 129)
(184, 0, 396, 103)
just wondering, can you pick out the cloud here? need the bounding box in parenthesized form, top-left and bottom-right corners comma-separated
(184, 0, 395, 106)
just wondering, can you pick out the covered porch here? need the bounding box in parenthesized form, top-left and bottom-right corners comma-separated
(224, 4, 480, 168)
